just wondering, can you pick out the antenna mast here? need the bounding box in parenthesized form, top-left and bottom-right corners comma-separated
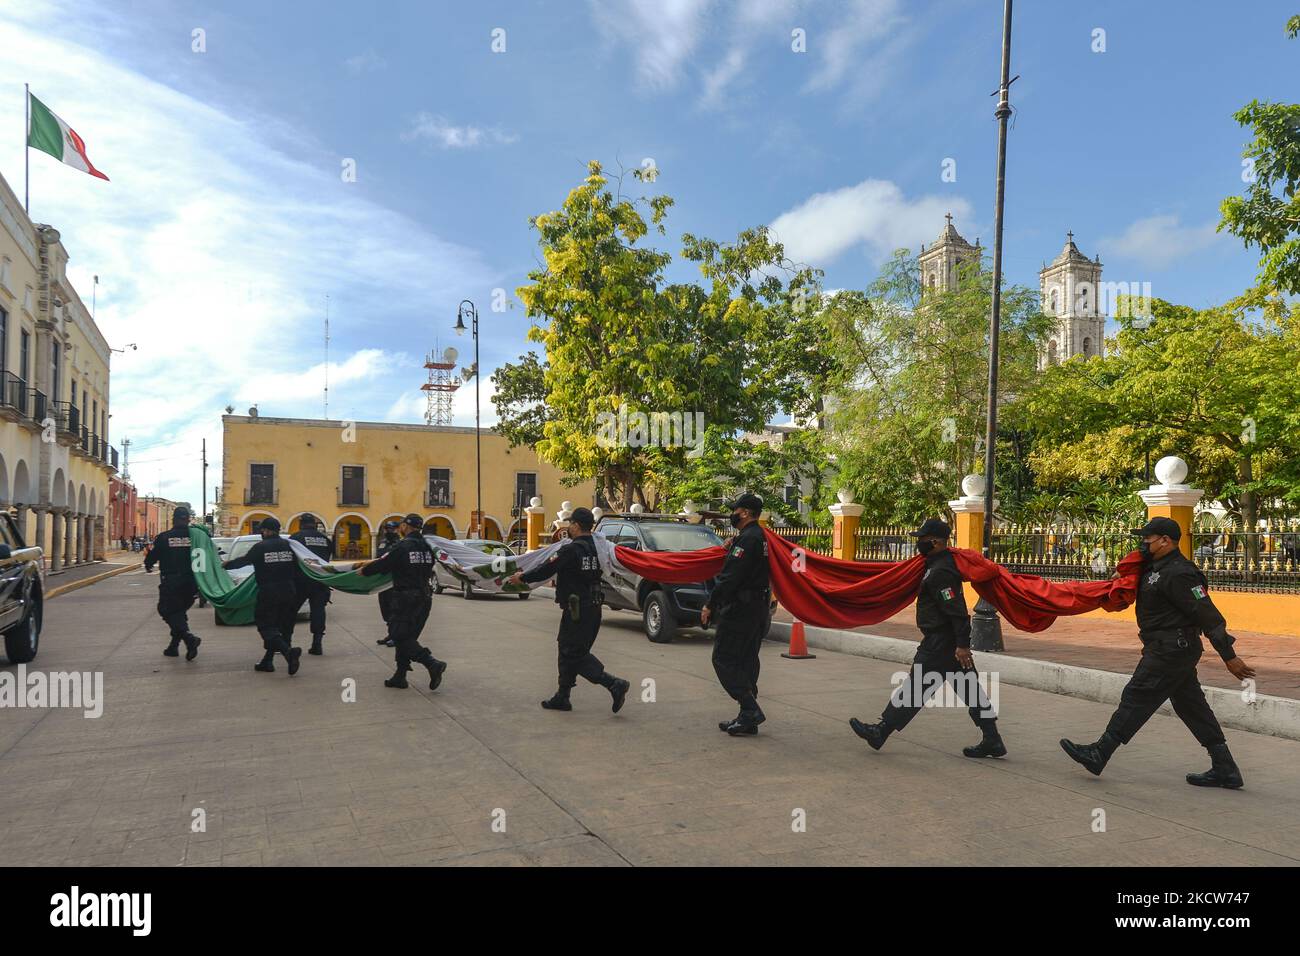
(422, 341, 460, 425)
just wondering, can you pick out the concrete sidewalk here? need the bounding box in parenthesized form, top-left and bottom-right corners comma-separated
(775, 605, 1300, 701)
(2, 572, 1298, 866)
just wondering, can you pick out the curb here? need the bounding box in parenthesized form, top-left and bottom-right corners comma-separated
(46, 563, 141, 601)
(769, 620, 1300, 743)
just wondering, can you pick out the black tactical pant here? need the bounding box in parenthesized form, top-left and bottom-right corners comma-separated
(157, 578, 198, 643)
(556, 600, 608, 690)
(712, 602, 765, 711)
(295, 580, 330, 638)
(255, 585, 300, 657)
(881, 630, 998, 733)
(389, 587, 439, 673)
(1104, 638, 1225, 747)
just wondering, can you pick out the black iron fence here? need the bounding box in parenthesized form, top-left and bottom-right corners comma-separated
(1191, 526, 1300, 594)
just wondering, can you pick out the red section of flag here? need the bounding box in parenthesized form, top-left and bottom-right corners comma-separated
(65, 124, 109, 181)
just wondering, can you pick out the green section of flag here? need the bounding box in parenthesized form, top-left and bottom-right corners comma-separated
(27, 93, 65, 162)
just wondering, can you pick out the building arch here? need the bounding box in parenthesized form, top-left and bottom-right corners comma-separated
(0, 453, 9, 505)
(287, 512, 328, 534)
(51, 468, 67, 508)
(67, 480, 77, 513)
(479, 515, 504, 541)
(505, 517, 527, 549)
(1081, 336, 1092, 357)
(237, 510, 279, 535)
(1046, 339, 1058, 366)
(331, 512, 373, 560)
(422, 514, 458, 539)
(12, 459, 31, 506)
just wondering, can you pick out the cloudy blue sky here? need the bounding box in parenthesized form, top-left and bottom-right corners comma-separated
(0, 0, 1292, 507)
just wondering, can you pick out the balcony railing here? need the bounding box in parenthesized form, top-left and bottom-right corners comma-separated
(51, 401, 78, 435)
(243, 487, 278, 506)
(30, 388, 46, 424)
(1, 372, 28, 416)
(425, 489, 455, 508)
(337, 487, 369, 507)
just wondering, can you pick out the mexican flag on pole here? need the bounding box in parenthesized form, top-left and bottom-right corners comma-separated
(27, 91, 109, 181)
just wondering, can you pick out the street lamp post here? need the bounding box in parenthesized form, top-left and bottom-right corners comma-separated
(453, 299, 481, 536)
(973, 0, 1016, 653)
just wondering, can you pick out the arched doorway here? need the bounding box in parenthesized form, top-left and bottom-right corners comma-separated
(288, 512, 327, 534)
(240, 511, 277, 535)
(480, 516, 503, 541)
(423, 515, 456, 540)
(333, 514, 372, 560)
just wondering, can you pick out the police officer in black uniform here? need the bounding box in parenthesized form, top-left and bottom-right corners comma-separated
(508, 507, 629, 713)
(290, 515, 334, 656)
(1060, 517, 1255, 788)
(143, 506, 201, 661)
(224, 516, 302, 676)
(359, 514, 447, 690)
(701, 494, 771, 736)
(849, 518, 1005, 757)
(374, 520, 401, 647)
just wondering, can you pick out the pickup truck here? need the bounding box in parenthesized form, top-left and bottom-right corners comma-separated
(0, 511, 44, 663)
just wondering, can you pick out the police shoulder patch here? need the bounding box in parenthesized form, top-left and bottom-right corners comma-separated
(1190, 584, 1207, 600)
(940, 587, 955, 601)
(732, 546, 744, 559)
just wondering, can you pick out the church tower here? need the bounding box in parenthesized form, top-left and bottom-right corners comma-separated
(1039, 232, 1104, 369)
(918, 214, 981, 293)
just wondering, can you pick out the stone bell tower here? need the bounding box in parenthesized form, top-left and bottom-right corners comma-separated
(1039, 231, 1104, 369)
(918, 213, 981, 293)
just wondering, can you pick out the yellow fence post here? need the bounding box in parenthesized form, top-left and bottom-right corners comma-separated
(525, 496, 546, 551)
(829, 490, 864, 561)
(949, 474, 987, 552)
(1137, 456, 1203, 560)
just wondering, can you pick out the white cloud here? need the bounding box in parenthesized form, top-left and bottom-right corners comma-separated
(1099, 214, 1221, 270)
(805, 0, 906, 93)
(769, 179, 974, 267)
(402, 113, 518, 149)
(699, 48, 746, 111)
(344, 49, 387, 74)
(588, 0, 714, 92)
(0, 4, 500, 507)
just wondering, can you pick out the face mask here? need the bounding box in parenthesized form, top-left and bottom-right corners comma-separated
(1138, 540, 1152, 557)
(729, 512, 744, 528)
(917, 539, 936, 555)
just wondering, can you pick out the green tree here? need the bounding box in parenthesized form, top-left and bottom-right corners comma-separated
(1218, 16, 1300, 293)
(500, 161, 835, 510)
(822, 250, 1052, 525)
(1018, 295, 1300, 541)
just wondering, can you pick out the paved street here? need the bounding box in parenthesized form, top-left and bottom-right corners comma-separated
(3, 570, 1299, 867)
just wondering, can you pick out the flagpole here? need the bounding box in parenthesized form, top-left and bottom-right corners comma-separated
(24, 82, 29, 214)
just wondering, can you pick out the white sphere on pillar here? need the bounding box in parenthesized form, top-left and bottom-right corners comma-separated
(630, 503, 644, 514)
(961, 474, 986, 498)
(1155, 456, 1188, 486)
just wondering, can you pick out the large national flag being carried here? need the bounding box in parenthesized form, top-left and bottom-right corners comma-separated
(26, 89, 109, 181)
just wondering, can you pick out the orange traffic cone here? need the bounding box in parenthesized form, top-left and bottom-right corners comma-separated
(781, 619, 816, 660)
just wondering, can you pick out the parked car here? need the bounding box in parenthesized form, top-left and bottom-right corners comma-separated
(211, 536, 235, 560)
(432, 538, 530, 600)
(0, 511, 44, 663)
(597, 514, 773, 643)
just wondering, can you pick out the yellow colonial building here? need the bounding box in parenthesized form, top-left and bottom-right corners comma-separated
(217, 414, 594, 557)
(0, 172, 117, 569)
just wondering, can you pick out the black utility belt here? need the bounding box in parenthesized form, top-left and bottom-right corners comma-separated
(562, 592, 602, 605)
(1140, 626, 1199, 649)
(733, 587, 771, 604)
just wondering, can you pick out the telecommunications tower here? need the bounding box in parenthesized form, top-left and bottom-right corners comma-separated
(422, 344, 461, 425)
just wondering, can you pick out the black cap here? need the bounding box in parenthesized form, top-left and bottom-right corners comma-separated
(259, 515, 281, 532)
(570, 507, 595, 531)
(299, 514, 317, 528)
(909, 518, 951, 539)
(402, 513, 424, 529)
(173, 506, 191, 522)
(1133, 516, 1181, 541)
(383, 520, 400, 531)
(727, 493, 764, 515)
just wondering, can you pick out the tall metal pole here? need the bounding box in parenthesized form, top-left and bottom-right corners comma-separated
(456, 300, 481, 536)
(202, 438, 208, 525)
(981, 0, 1014, 554)
(24, 83, 30, 214)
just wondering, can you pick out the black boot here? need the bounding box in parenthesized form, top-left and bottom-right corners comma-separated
(718, 713, 743, 732)
(725, 705, 765, 736)
(1059, 732, 1120, 776)
(309, 636, 323, 656)
(424, 658, 447, 691)
(1186, 743, 1244, 789)
(285, 646, 302, 677)
(163, 639, 181, 657)
(541, 690, 573, 711)
(385, 668, 409, 689)
(849, 718, 891, 751)
(963, 731, 1007, 759)
(254, 657, 275, 673)
(183, 633, 201, 662)
(607, 677, 630, 713)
